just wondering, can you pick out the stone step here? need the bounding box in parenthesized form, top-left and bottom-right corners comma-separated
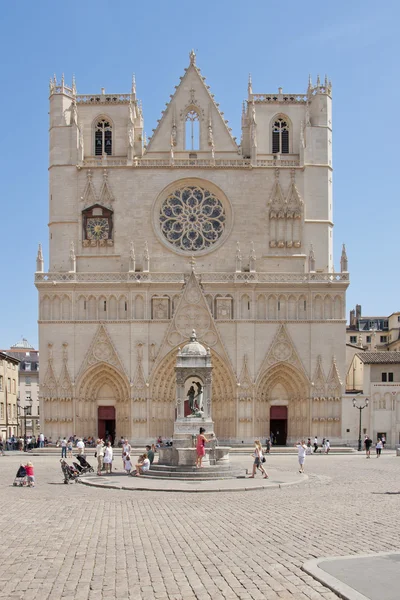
(151, 464, 234, 472)
(143, 471, 245, 480)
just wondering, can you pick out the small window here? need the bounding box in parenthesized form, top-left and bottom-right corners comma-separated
(84, 300, 87, 310)
(272, 117, 289, 154)
(25, 377, 31, 386)
(25, 362, 31, 371)
(95, 118, 112, 156)
(124, 302, 127, 311)
(103, 301, 107, 311)
(7, 378, 11, 392)
(304, 300, 307, 311)
(397, 316, 400, 322)
(185, 109, 200, 151)
(380, 336, 387, 343)
(366, 336, 371, 343)
(382, 372, 387, 382)
(350, 336, 357, 344)
(389, 372, 394, 382)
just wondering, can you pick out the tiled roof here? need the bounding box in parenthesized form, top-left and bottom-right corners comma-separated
(356, 352, 400, 364)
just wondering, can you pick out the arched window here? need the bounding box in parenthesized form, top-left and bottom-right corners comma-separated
(95, 118, 112, 156)
(272, 117, 289, 154)
(185, 109, 200, 150)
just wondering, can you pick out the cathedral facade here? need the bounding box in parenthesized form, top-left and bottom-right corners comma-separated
(36, 52, 349, 444)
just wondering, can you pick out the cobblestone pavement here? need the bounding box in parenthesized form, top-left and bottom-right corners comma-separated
(1, 452, 399, 600)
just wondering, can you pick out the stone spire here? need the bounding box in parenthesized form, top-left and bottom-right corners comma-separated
(72, 74, 76, 95)
(248, 73, 252, 96)
(69, 241, 76, 273)
(340, 244, 348, 272)
(143, 241, 150, 273)
(189, 49, 196, 65)
(131, 74, 136, 100)
(36, 243, 44, 273)
(308, 244, 316, 272)
(235, 242, 242, 273)
(249, 241, 256, 273)
(129, 242, 136, 273)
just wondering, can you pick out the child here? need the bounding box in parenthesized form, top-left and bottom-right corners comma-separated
(67, 439, 73, 458)
(124, 454, 132, 474)
(25, 461, 35, 487)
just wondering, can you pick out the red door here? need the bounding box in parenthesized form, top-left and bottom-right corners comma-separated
(98, 406, 116, 444)
(270, 405, 288, 445)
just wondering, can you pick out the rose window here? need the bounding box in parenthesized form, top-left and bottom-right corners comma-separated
(159, 186, 225, 251)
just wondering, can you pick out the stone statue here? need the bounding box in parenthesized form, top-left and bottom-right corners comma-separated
(193, 381, 203, 412)
(187, 385, 196, 413)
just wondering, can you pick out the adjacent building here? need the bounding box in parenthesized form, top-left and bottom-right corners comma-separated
(3, 338, 40, 436)
(344, 352, 400, 447)
(0, 351, 20, 440)
(36, 53, 349, 444)
(347, 304, 400, 351)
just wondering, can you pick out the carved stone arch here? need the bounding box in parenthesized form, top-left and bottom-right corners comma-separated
(61, 294, 71, 320)
(324, 295, 333, 320)
(298, 294, 307, 320)
(52, 295, 61, 321)
(108, 294, 118, 320)
(149, 346, 236, 440)
(118, 294, 128, 320)
(278, 294, 287, 319)
(240, 293, 251, 319)
(314, 295, 323, 320)
(257, 294, 266, 320)
(267, 294, 277, 320)
(76, 362, 130, 440)
(288, 294, 297, 320)
(256, 362, 309, 441)
(41, 295, 51, 320)
(334, 295, 342, 319)
(87, 295, 97, 320)
(77, 294, 87, 320)
(98, 294, 107, 319)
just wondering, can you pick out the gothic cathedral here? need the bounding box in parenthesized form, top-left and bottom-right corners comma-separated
(36, 52, 349, 444)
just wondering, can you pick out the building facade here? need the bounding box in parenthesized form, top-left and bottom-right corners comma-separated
(0, 351, 19, 440)
(344, 352, 400, 447)
(36, 52, 349, 444)
(347, 305, 400, 351)
(3, 339, 40, 436)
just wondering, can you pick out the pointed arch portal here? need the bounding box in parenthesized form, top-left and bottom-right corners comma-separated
(76, 363, 130, 442)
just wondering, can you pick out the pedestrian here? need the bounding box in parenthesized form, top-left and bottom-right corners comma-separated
(145, 445, 155, 465)
(324, 439, 330, 454)
(76, 438, 85, 455)
(381, 434, 386, 448)
(122, 438, 131, 468)
(25, 461, 35, 487)
(196, 427, 210, 468)
(103, 441, 113, 474)
(313, 436, 318, 453)
(265, 437, 271, 454)
(133, 452, 150, 476)
(249, 440, 269, 479)
(39, 432, 45, 449)
(19, 437, 24, 451)
(95, 438, 104, 476)
(364, 435, 372, 458)
(306, 438, 312, 455)
(60, 437, 67, 458)
(67, 439, 73, 458)
(376, 438, 383, 458)
(124, 454, 132, 474)
(296, 440, 307, 473)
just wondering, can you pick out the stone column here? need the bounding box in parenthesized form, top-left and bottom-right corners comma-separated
(176, 370, 185, 420)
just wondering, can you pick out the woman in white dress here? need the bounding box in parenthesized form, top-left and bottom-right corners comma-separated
(103, 441, 113, 474)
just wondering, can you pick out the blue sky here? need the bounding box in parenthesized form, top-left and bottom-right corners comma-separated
(1, 0, 398, 349)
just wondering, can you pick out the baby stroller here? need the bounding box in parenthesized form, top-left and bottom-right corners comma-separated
(60, 459, 79, 484)
(75, 454, 94, 474)
(13, 465, 28, 486)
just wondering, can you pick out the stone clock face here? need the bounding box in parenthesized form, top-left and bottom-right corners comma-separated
(86, 217, 109, 240)
(159, 185, 226, 252)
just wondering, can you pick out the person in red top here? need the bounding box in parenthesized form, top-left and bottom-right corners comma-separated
(25, 461, 35, 487)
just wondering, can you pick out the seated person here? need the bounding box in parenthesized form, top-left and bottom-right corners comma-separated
(133, 452, 150, 476)
(146, 445, 155, 464)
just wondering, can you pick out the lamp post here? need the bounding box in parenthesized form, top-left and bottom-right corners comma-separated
(353, 397, 369, 451)
(18, 401, 32, 452)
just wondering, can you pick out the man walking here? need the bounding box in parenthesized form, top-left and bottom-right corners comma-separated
(364, 435, 372, 458)
(313, 436, 318, 453)
(39, 432, 45, 449)
(61, 437, 67, 458)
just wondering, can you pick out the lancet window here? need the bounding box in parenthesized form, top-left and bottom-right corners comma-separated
(272, 117, 289, 154)
(95, 118, 112, 156)
(185, 109, 200, 151)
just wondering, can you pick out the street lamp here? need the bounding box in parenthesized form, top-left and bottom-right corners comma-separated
(353, 397, 369, 451)
(17, 401, 32, 452)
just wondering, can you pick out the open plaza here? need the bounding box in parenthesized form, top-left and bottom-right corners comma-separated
(1, 448, 399, 600)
